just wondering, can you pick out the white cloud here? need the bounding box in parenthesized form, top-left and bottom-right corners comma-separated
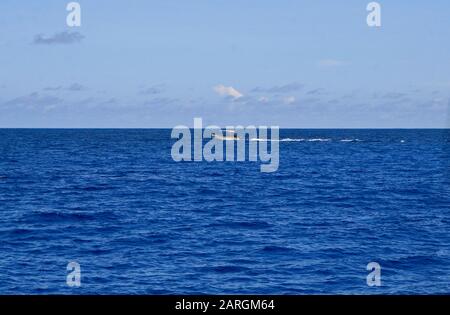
(283, 96, 296, 104)
(213, 84, 243, 99)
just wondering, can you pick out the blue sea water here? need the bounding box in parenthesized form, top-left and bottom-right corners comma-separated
(0, 129, 449, 294)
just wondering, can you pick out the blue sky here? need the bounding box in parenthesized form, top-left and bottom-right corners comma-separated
(0, 0, 449, 127)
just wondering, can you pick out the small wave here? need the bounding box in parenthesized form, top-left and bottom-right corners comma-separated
(80, 185, 113, 192)
(31, 211, 95, 221)
(262, 245, 295, 253)
(340, 139, 362, 142)
(436, 249, 450, 257)
(280, 138, 330, 142)
(250, 138, 275, 142)
(211, 265, 250, 273)
(208, 220, 271, 229)
(2, 228, 34, 236)
(307, 138, 331, 142)
(234, 220, 271, 229)
(197, 187, 217, 195)
(280, 138, 305, 142)
(250, 138, 331, 142)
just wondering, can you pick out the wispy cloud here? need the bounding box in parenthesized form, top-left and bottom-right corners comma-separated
(307, 88, 326, 95)
(67, 83, 86, 91)
(33, 31, 84, 45)
(43, 83, 87, 92)
(139, 84, 165, 95)
(380, 92, 407, 100)
(252, 83, 303, 94)
(213, 84, 243, 99)
(4, 92, 62, 108)
(43, 86, 62, 91)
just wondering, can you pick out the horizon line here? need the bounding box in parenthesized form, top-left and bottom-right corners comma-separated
(0, 127, 449, 130)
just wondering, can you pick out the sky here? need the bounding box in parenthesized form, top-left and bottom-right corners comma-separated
(0, 0, 449, 128)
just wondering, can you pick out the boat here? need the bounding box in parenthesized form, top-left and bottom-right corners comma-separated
(212, 130, 240, 140)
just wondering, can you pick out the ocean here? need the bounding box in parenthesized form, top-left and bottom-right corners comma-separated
(0, 129, 449, 294)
